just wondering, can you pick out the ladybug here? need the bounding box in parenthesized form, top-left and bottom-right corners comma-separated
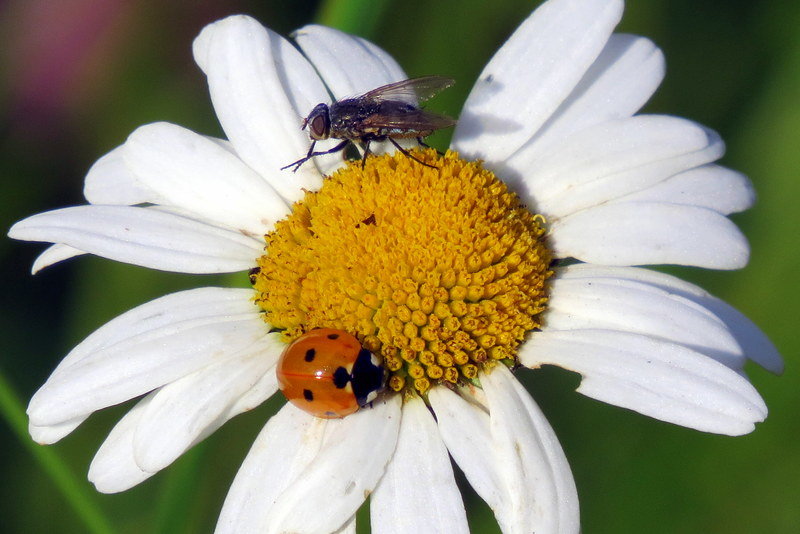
(277, 328, 386, 418)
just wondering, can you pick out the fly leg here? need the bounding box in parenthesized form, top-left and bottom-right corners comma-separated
(360, 139, 372, 169)
(390, 138, 437, 168)
(281, 140, 350, 172)
(416, 137, 445, 156)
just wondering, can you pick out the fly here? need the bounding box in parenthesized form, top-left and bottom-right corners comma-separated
(281, 76, 456, 172)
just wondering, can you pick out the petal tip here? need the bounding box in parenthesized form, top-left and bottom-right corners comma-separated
(193, 14, 261, 73)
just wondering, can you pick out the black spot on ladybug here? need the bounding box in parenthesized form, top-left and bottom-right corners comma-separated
(303, 389, 314, 401)
(304, 348, 316, 362)
(327, 333, 340, 340)
(248, 266, 261, 285)
(333, 366, 350, 389)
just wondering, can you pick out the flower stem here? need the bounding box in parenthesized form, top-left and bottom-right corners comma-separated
(153, 443, 208, 534)
(0, 368, 115, 534)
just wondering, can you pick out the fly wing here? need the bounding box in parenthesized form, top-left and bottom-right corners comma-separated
(360, 76, 455, 105)
(360, 107, 456, 133)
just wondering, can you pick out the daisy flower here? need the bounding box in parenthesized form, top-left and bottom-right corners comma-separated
(9, 0, 782, 532)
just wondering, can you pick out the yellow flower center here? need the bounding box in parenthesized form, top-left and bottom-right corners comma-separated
(251, 149, 551, 396)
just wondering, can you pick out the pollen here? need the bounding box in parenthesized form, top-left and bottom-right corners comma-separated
(252, 149, 551, 396)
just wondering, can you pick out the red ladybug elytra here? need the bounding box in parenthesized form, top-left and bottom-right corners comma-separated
(277, 328, 386, 418)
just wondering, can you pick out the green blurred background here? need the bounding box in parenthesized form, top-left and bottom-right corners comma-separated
(1, 0, 796, 532)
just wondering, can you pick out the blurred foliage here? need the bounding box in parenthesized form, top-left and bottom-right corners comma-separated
(1, 0, 797, 532)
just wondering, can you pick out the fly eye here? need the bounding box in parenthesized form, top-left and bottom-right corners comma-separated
(310, 114, 329, 140)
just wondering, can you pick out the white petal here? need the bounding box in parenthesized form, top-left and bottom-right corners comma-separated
(483, 366, 579, 534)
(225, 361, 281, 415)
(47, 287, 255, 373)
(505, 33, 665, 163)
(193, 15, 326, 201)
(453, 0, 623, 164)
(9, 205, 263, 274)
(86, 349, 279, 491)
(509, 116, 724, 218)
(430, 372, 579, 534)
(215, 405, 329, 534)
(83, 144, 159, 205)
(519, 329, 768, 435)
(429, 387, 503, 513)
(132, 333, 282, 472)
(29, 415, 88, 445)
(31, 243, 86, 274)
(28, 288, 265, 426)
(123, 122, 290, 237)
(265, 395, 402, 534)
(89, 394, 157, 493)
(371, 397, 469, 534)
(292, 24, 407, 99)
(619, 164, 756, 214)
(546, 273, 745, 369)
(549, 202, 749, 269)
(335, 516, 356, 534)
(557, 264, 784, 374)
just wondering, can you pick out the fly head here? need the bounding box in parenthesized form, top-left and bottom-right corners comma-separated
(302, 103, 331, 140)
